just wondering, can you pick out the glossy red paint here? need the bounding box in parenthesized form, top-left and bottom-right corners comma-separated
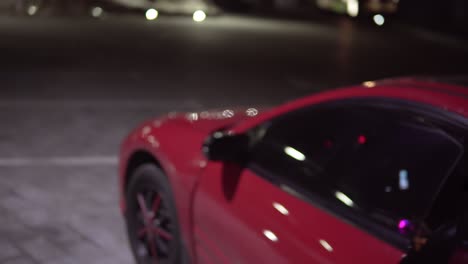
(119, 108, 260, 260)
(119, 79, 468, 264)
(193, 163, 403, 264)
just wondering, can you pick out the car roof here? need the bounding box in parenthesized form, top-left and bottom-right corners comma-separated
(400, 75, 468, 89)
(234, 78, 468, 133)
(361, 77, 468, 117)
(375, 76, 468, 97)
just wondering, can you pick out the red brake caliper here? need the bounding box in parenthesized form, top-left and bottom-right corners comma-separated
(137, 193, 173, 264)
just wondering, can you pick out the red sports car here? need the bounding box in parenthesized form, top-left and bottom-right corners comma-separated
(119, 77, 468, 264)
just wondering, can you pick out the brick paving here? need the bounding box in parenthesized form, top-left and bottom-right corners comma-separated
(0, 166, 133, 264)
(0, 94, 205, 264)
(0, 99, 205, 264)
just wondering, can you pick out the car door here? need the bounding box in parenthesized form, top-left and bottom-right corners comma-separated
(193, 100, 464, 264)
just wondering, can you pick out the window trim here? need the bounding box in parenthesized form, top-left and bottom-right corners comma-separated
(245, 97, 467, 251)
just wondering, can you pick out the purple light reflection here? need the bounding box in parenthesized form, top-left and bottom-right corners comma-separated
(398, 219, 410, 230)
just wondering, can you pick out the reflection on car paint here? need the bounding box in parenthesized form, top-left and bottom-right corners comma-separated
(399, 169, 409, 190)
(263, 230, 279, 242)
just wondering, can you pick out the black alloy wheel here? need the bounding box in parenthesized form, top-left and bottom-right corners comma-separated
(126, 164, 183, 264)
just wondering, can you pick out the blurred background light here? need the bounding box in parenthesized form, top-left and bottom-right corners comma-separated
(27, 5, 38, 16)
(398, 219, 411, 230)
(145, 9, 159, 20)
(346, 0, 359, 17)
(91, 7, 103, 18)
(373, 14, 385, 26)
(193, 10, 207, 22)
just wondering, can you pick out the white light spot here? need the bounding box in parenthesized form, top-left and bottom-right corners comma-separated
(91, 6, 103, 18)
(263, 230, 278, 242)
(222, 109, 234, 118)
(347, 0, 359, 17)
(373, 14, 385, 26)
(319, 239, 334, 252)
(335, 191, 354, 207)
(284, 146, 305, 161)
(193, 10, 206, 22)
(246, 108, 258, 117)
(27, 5, 38, 16)
(145, 9, 159, 20)
(399, 169, 409, 190)
(385, 186, 392, 192)
(363, 81, 376, 88)
(273, 202, 289, 215)
(186, 112, 199, 121)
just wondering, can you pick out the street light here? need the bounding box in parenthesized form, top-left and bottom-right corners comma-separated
(27, 5, 38, 16)
(91, 6, 103, 18)
(193, 10, 206, 22)
(373, 14, 385, 26)
(346, 0, 359, 17)
(146, 9, 159, 20)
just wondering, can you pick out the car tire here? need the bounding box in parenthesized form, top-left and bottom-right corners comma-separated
(125, 164, 183, 264)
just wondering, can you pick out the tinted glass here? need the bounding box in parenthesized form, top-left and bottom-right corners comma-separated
(249, 105, 463, 234)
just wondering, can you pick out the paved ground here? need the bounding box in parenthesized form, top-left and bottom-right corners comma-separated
(0, 101, 204, 264)
(0, 11, 467, 264)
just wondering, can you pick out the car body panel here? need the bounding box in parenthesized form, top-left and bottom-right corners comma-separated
(119, 107, 262, 260)
(194, 162, 404, 264)
(119, 79, 468, 263)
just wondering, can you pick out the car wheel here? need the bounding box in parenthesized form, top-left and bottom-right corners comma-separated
(126, 164, 183, 264)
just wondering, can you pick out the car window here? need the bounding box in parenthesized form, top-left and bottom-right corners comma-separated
(248, 104, 464, 238)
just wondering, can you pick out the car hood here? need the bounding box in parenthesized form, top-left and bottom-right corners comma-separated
(159, 106, 266, 134)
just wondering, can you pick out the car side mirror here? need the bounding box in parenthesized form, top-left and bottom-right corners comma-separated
(202, 131, 249, 162)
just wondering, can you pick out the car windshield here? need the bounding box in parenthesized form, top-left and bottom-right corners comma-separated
(0, 0, 467, 263)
